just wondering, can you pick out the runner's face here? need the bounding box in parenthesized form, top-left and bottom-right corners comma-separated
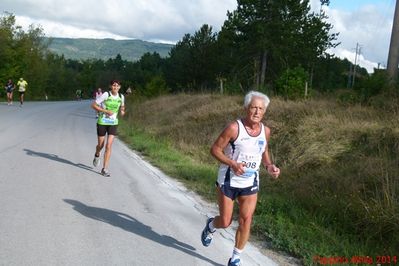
(111, 83, 121, 93)
(246, 97, 266, 124)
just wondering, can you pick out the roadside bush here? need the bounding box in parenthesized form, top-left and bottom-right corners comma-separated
(354, 70, 387, 101)
(276, 67, 308, 100)
(142, 75, 170, 98)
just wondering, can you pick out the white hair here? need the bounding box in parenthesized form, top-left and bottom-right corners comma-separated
(244, 91, 270, 109)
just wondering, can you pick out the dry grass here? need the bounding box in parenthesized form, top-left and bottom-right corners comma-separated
(128, 93, 244, 163)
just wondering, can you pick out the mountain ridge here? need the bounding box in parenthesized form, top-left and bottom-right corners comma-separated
(46, 37, 174, 61)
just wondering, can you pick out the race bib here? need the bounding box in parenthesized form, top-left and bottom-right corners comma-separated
(237, 153, 260, 178)
(101, 113, 117, 124)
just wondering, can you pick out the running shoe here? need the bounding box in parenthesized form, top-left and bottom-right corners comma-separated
(101, 168, 110, 177)
(201, 217, 215, 247)
(93, 155, 100, 167)
(228, 258, 241, 266)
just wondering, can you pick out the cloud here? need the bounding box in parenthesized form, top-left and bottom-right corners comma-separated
(329, 47, 381, 73)
(309, 0, 394, 73)
(327, 4, 392, 69)
(2, 0, 237, 42)
(331, 4, 393, 72)
(15, 15, 130, 39)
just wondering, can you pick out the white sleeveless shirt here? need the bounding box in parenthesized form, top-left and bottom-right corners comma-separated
(217, 119, 267, 188)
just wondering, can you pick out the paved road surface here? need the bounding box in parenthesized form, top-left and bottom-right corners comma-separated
(0, 101, 278, 266)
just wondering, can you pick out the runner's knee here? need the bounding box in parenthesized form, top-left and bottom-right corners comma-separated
(105, 143, 112, 151)
(97, 143, 105, 149)
(219, 216, 233, 228)
(238, 215, 253, 229)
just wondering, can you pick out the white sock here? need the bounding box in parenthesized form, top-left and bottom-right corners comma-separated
(231, 247, 242, 261)
(208, 218, 216, 232)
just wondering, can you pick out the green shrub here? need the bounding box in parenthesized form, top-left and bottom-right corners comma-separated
(142, 75, 170, 97)
(354, 70, 388, 101)
(276, 67, 309, 99)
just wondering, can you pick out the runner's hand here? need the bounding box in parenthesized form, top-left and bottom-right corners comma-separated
(267, 164, 280, 179)
(104, 110, 114, 116)
(231, 161, 245, 175)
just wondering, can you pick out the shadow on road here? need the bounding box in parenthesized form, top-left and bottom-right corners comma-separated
(63, 199, 223, 266)
(23, 148, 98, 174)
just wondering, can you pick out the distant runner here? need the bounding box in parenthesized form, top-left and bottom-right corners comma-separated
(5, 79, 14, 106)
(76, 89, 82, 101)
(17, 77, 28, 106)
(94, 88, 103, 118)
(91, 80, 125, 177)
(201, 91, 280, 266)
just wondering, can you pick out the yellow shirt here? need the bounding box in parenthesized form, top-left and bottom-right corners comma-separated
(17, 80, 28, 92)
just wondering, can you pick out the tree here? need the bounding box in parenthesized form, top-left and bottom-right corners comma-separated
(219, 0, 338, 92)
(0, 12, 51, 99)
(190, 24, 218, 90)
(0, 13, 19, 83)
(164, 34, 193, 90)
(164, 25, 218, 91)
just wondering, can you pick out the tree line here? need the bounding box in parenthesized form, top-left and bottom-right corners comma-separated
(1, 0, 389, 102)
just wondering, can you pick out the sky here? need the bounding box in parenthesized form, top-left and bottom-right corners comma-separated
(0, 0, 396, 73)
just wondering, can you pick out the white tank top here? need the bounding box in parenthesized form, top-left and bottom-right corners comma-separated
(217, 119, 267, 188)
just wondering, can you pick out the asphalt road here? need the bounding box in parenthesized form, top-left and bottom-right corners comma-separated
(0, 101, 278, 266)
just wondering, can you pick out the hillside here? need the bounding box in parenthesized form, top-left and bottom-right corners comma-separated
(46, 37, 174, 61)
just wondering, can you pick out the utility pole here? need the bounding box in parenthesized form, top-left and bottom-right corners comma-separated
(387, 0, 399, 86)
(347, 43, 361, 88)
(352, 43, 361, 88)
(347, 64, 352, 88)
